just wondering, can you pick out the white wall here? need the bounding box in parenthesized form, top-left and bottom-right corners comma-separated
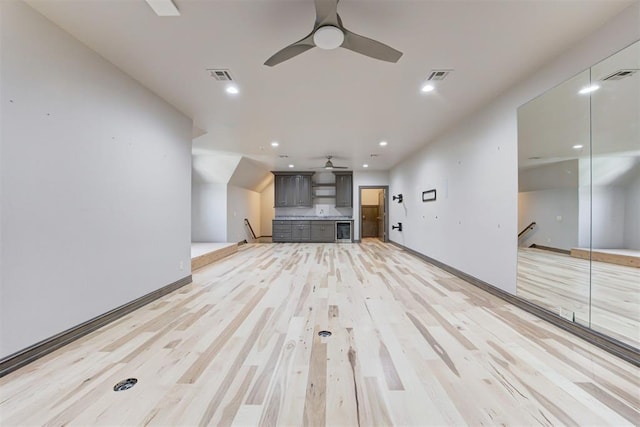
(518, 189, 578, 250)
(191, 183, 227, 242)
(624, 168, 640, 249)
(227, 185, 261, 243)
(389, 3, 640, 294)
(591, 186, 626, 249)
(353, 171, 389, 241)
(518, 160, 578, 192)
(260, 181, 275, 237)
(518, 160, 579, 250)
(578, 158, 639, 249)
(1, 1, 192, 357)
(577, 157, 591, 248)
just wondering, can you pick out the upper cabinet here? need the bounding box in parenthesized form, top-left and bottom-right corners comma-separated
(273, 172, 314, 207)
(333, 171, 353, 207)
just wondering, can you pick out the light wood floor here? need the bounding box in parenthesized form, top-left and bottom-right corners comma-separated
(1, 242, 638, 426)
(518, 247, 640, 348)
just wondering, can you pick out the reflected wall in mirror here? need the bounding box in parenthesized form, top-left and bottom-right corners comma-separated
(589, 41, 640, 346)
(517, 70, 591, 327)
(517, 40, 639, 349)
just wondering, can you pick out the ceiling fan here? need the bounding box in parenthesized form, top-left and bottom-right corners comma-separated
(264, 0, 403, 67)
(314, 156, 349, 170)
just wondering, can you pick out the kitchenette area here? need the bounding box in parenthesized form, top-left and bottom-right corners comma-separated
(271, 170, 354, 243)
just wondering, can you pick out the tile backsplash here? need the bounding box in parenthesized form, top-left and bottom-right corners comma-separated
(275, 205, 353, 218)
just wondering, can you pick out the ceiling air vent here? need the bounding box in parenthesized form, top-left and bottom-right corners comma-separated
(427, 69, 452, 81)
(207, 69, 234, 81)
(601, 69, 639, 81)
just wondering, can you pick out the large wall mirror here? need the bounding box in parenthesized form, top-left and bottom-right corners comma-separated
(517, 40, 639, 349)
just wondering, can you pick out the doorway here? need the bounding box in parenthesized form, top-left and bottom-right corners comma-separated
(359, 186, 389, 242)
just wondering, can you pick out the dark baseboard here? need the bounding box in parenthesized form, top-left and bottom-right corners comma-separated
(390, 241, 639, 367)
(529, 244, 571, 255)
(0, 275, 192, 378)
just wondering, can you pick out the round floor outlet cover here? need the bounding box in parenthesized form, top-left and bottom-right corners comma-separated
(318, 330, 332, 337)
(113, 378, 138, 392)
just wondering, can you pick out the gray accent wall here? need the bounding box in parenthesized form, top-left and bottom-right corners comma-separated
(0, 1, 192, 358)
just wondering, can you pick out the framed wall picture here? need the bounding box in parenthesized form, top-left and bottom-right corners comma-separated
(422, 189, 436, 202)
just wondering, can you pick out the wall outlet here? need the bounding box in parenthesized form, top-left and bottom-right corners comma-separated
(179, 261, 184, 270)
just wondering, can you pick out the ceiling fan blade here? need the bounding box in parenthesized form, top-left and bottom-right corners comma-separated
(341, 29, 402, 63)
(314, 0, 339, 27)
(264, 33, 315, 67)
(332, 165, 349, 169)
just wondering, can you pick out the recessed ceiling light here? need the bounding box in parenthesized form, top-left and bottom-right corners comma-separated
(379, 141, 388, 147)
(226, 85, 239, 95)
(421, 84, 435, 93)
(573, 144, 584, 149)
(363, 164, 369, 168)
(578, 85, 599, 95)
(271, 141, 279, 147)
(288, 164, 294, 168)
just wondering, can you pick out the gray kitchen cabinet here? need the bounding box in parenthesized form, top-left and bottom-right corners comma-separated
(272, 220, 292, 242)
(274, 175, 294, 207)
(311, 221, 335, 242)
(272, 172, 314, 207)
(273, 219, 338, 243)
(333, 171, 353, 207)
(291, 220, 311, 241)
(295, 175, 313, 207)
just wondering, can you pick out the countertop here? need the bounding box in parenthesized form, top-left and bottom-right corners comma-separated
(274, 216, 354, 221)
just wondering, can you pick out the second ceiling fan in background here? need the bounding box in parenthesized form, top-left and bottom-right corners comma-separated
(313, 156, 348, 170)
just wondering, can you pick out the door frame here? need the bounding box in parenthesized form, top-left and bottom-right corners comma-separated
(358, 186, 389, 242)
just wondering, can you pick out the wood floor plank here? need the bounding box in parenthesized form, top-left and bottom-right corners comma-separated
(0, 241, 637, 426)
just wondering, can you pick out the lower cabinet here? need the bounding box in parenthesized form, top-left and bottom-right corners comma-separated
(311, 221, 335, 242)
(291, 221, 311, 242)
(273, 220, 336, 242)
(272, 221, 292, 242)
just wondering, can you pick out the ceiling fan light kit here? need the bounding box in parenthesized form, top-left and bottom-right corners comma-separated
(314, 26, 344, 50)
(265, 0, 403, 66)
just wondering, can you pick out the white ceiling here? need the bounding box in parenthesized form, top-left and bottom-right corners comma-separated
(27, 0, 634, 172)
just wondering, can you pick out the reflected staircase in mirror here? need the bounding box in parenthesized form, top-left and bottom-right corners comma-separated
(518, 221, 536, 239)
